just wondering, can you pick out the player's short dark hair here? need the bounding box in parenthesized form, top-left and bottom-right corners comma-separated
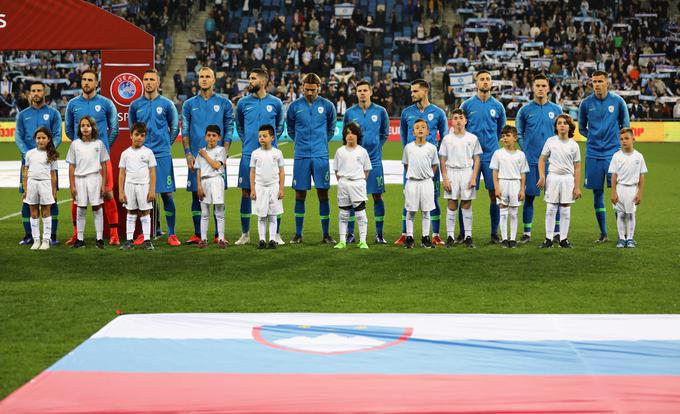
(554, 114, 576, 138)
(342, 122, 363, 146)
(356, 80, 371, 89)
(501, 125, 517, 137)
(258, 124, 275, 137)
(28, 80, 45, 90)
(131, 122, 147, 135)
(475, 70, 491, 79)
(532, 73, 549, 84)
(410, 79, 430, 89)
(592, 70, 608, 78)
(205, 124, 221, 136)
(413, 118, 428, 128)
(81, 69, 98, 82)
(451, 108, 465, 117)
(620, 127, 635, 138)
(143, 68, 159, 77)
(302, 73, 321, 85)
(251, 68, 269, 79)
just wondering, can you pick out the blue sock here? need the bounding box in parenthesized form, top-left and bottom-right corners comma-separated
(457, 207, 465, 238)
(161, 193, 176, 236)
(431, 198, 441, 234)
(523, 195, 534, 234)
(191, 192, 201, 236)
(50, 202, 59, 239)
(490, 202, 500, 236)
(401, 207, 407, 233)
(21, 203, 30, 237)
(277, 214, 282, 233)
(240, 196, 251, 234)
(294, 199, 305, 237)
(593, 189, 607, 236)
(347, 209, 356, 235)
(374, 199, 385, 235)
(555, 208, 561, 234)
(319, 198, 330, 236)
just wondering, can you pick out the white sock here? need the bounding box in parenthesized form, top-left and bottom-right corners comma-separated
(406, 211, 416, 237)
(93, 208, 103, 240)
(140, 215, 151, 241)
(545, 203, 558, 240)
(356, 209, 368, 243)
(499, 206, 509, 241)
(559, 206, 571, 241)
(626, 213, 636, 240)
(509, 206, 518, 241)
(338, 208, 350, 242)
(446, 208, 457, 238)
(126, 213, 137, 240)
(30, 217, 40, 240)
(268, 215, 277, 241)
(258, 216, 267, 241)
(422, 211, 431, 237)
(77, 207, 86, 240)
(42, 216, 52, 240)
(462, 207, 472, 237)
(215, 204, 225, 241)
(200, 203, 210, 240)
(616, 210, 626, 240)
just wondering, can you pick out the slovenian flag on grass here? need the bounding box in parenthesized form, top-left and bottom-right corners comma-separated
(1, 313, 679, 413)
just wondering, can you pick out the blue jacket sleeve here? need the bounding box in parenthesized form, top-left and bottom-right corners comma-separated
(128, 101, 137, 128)
(14, 112, 27, 156)
(223, 100, 234, 144)
(106, 99, 119, 146)
(578, 99, 589, 138)
(286, 101, 296, 142)
(326, 101, 337, 142)
(437, 110, 448, 149)
(275, 100, 285, 140)
(235, 100, 245, 141)
(379, 107, 389, 145)
(619, 97, 630, 128)
(496, 103, 506, 139)
(400, 111, 408, 147)
(181, 101, 191, 138)
(65, 100, 74, 140)
(515, 106, 525, 150)
(167, 100, 180, 145)
(51, 110, 63, 149)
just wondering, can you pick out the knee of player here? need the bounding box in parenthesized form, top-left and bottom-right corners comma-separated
(372, 193, 383, 202)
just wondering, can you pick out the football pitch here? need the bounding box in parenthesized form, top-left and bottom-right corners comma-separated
(0, 141, 679, 398)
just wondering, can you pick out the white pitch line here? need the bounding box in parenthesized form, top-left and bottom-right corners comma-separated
(0, 198, 73, 221)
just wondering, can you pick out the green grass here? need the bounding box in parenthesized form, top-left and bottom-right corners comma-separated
(0, 142, 679, 398)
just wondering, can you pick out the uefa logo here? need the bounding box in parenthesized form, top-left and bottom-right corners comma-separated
(110, 73, 143, 107)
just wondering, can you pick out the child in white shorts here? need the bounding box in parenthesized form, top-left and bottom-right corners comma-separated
(196, 124, 227, 248)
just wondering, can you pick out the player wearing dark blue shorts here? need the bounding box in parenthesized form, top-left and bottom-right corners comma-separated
(286, 73, 337, 244)
(578, 71, 630, 243)
(460, 70, 506, 244)
(341, 80, 389, 244)
(128, 68, 180, 245)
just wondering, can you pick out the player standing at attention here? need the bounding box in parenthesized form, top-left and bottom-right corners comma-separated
(66, 116, 110, 249)
(65, 69, 120, 246)
(578, 70, 630, 243)
(341, 80, 389, 244)
(235, 68, 285, 245)
(128, 69, 180, 246)
(15, 81, 62, 246)
(249, 124, 285, 249)
(182, 67, 234, 244)
(537, 115, 582, 248)
(460, 70, 506, 244)
(515, 74, 563, 243)
(118, 123, 157, 251)
(490, 126, 528, 248)
(402, 119, 440, 249)
(286, 73, 337, 244)
(22, 127, 59, 250)
(609, 128, 647, 248)
(333, 122, 372, 250)
(395, 79, 448, 246)
(439, 109, 481, 248)
(195, 125, 227, 248)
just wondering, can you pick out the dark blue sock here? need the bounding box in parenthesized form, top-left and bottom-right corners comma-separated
(457, 207, 465, 238)
(347, 208, 356, 234)
(401, 207, 407, 233)
(240, 196, 251, 234)
(50, 202, 59, 239)
(431, 198, 441, 234)
(319, 198, 330, 236)
(277, 214, 282, 233)
(21, 203, 30, 237)
(555, 208, 561, 234)
(490, 202, 500, 236)
(191, 192, 201, 236)
(161, 193, 176, 236)
(593, 189, 607, 236)
(294, 199, 305, 236)
(523, 195, 534, 234)
(374, 199, 385, 235)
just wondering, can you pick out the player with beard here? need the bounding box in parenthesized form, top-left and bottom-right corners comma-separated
(234, 68, 285, 245)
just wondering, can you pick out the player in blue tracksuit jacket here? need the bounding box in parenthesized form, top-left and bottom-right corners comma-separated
(286, 73, 337, 244)
(342, 80, 390, 244)
(395, 79, 448, 246)
(15, 81, 62, 245)
(234, 68, 285, 245)
(515, 74, 563, 243)
(64, 69, 121, 245)
(128, 69, 180, 245)
(578, 70, 630, 243)
(460, 70, 506, 244)
(181, 67, 234, 243)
